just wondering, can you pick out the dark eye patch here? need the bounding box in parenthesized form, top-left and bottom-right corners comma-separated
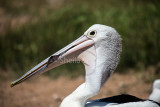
(90, 31, 96, 35)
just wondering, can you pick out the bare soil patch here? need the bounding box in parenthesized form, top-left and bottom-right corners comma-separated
(0, 72, 153, 107)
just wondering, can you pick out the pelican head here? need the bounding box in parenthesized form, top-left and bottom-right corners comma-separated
(10, 24, 122, 107)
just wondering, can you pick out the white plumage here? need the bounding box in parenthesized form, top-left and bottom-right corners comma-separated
(11, 24, 160, 107)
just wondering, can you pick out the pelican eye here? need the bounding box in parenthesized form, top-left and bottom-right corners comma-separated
(88, 30, 97, 38)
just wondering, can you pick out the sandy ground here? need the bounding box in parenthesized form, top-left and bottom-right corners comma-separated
(0, 71, 153, 107)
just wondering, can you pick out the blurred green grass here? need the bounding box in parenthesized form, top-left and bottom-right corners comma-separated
(0, 0, 160, 77)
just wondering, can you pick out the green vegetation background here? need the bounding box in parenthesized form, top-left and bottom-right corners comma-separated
(0, 0, 160, 77)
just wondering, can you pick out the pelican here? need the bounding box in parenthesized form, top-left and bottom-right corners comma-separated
(10, 24, 160, 107)
(86, 79, 160, 107)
